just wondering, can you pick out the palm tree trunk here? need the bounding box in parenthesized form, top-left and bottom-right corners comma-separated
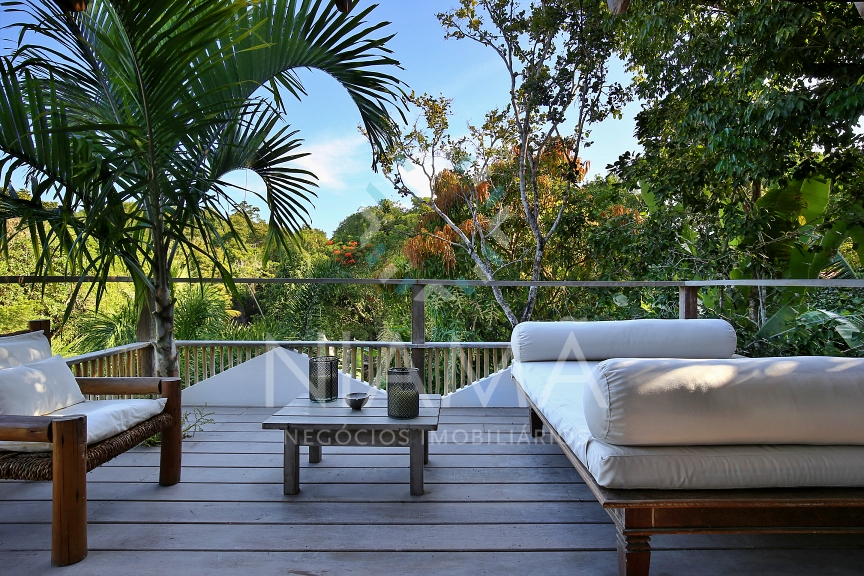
(150, 202, 179, 377)
(152, 270, 178, 378)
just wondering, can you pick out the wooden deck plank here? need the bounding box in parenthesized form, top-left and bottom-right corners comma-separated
(83, 465, 582, 484)
(186, 425, 538, 442)
(0, 551, 619, 576)
(96, 452, 573, 469)
(178, 439, 562, 453)
(0, 480, 596, 503)
(10, 549, 864, 576)
(0, 522, 618, 552)
(0, 500, 612, 525)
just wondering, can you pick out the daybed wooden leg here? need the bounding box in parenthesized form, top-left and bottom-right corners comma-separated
(529, 408, 543, 438)
(159, 378, 182, 486)
(51, 416, 88, 567)
(617, 531, 651, 576)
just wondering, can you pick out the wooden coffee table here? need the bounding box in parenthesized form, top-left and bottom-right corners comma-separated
(262, 394, 441, 496)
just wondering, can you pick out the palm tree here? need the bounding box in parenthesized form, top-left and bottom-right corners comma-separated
(0, 0, 403, 376)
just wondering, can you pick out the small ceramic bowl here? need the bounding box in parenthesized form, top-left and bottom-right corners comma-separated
(345, 392, 370, 410)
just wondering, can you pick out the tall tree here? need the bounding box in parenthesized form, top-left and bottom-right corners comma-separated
(612, 1, 864, 328)
(0, 0, 403, 375)
(617, 0, 864, 269)
(379, 0, 630, 326)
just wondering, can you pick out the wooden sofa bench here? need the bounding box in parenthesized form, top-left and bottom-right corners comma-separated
(0, 324, 181, 566)
(522, 392, 864, 576)
(511, 319, 864, 576)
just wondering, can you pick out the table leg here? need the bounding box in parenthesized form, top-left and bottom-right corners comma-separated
(283, 430, 300, 495)
(424, 430, 429, 465)
(409, 429, 424, 495)
(309, 445, 322, 464)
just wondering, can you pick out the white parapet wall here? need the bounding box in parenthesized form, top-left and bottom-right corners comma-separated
(181, 347, 379, 407)
(181, 346, 524, 409)
(441, 367, 526, 408)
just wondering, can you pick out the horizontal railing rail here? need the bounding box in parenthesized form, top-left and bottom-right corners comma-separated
(3, 276, 864, 288)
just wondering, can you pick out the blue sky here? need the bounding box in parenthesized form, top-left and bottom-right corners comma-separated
(228, 0, 643, 235)
(3, 0, 642, 236)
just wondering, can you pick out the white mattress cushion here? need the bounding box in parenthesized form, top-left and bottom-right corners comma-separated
(0, 355, 85, 416)
(584, 441, 864, 489)
(0, 397, 167, 453)
(511, 360, 599, 464)
(0, 331, 53, 369)
(513, 359, 864, 489)
(584, 356, 864, 446)
(510, 319, 736, 362)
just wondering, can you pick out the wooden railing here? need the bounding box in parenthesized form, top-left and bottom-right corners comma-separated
(175, 340, 512, 394)
(15, 276, 862, 396)
(65, 342, 155, 400)
(65, 342, 154, 378)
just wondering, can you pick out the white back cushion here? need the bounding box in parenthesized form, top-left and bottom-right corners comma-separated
(0, 331, 53, 369)
(584, 356, 864, 446)
(510, 319, 737, 362)
(0, 355, 85, 416)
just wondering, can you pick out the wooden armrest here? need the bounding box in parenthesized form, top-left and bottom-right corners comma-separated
(0, 414, 85, 444)
(75, 377, 177, 396)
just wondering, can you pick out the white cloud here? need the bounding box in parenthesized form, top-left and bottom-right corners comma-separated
(291, 133, 371, 196)
(398, 158, 437, 198)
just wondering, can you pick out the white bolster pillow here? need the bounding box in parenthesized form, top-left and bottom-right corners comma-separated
(584, 356, 864, 446)
(510, 319, 736, 362)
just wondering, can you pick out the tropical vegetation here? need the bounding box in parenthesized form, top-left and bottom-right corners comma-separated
(0, 0, 403, 375)
(0, 0, 862, 361)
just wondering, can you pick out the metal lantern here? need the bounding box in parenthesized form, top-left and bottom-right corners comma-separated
(386, 367, 420, 419)
(309, 356, 339, 402)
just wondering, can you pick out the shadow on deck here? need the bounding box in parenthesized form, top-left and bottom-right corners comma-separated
(2, 407, 863, 575)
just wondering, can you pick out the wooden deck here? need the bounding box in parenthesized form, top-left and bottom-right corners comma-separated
(2, 407, 864, 575)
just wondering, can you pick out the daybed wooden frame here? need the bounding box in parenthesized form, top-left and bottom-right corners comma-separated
(516, 378, 864, 576)
(0, 324, 182, 566)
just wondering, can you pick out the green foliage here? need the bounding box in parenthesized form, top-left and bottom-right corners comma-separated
(1, 0, 861, 362)
(71, 302, 139, 354)
(0, 0, 404, 374)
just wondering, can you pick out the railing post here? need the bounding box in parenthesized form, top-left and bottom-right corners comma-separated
(411, 282, 425, 378)
(136, 297, 156, 376)
(679, 286, 699, 319)
(29, 319, 51, 344)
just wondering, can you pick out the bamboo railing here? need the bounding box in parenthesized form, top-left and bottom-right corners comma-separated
(174, 340, 512, 395)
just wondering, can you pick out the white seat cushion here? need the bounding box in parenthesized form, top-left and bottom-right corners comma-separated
(584, 356, 864, 446)
(0, 355, 85, 416)
(511, 360, 599, 464)
(0, 398, 167, 453)
(510, 319, 737, 362)
(513, 359, 864, 489)
(0, 331, 53, 369)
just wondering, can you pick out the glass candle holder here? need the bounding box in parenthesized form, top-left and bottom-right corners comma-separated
(387, 367, 421, 419)
(309, 356, 339, 402)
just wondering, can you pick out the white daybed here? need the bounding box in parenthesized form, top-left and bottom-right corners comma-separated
(510, 319, 864, 576)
